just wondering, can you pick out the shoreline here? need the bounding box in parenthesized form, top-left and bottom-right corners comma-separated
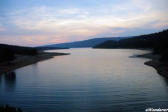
(136, 53, 168, 78)
(0, 52, 69, 74)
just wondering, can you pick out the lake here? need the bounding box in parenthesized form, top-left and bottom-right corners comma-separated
(0, 48, 168, 112)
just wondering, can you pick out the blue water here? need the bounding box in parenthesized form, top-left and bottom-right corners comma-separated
(0, 49, 168, 112)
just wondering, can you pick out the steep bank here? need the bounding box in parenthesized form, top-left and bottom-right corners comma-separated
(0, 52, 69, 74)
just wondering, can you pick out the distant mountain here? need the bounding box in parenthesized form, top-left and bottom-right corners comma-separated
(35, 46, 69, 50)
(40, 37, 129, 48)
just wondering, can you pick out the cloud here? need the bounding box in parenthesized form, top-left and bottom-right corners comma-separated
(0, 0, 168, 46)
(0, 34, 68, 46)
(10, 6, 167, 32)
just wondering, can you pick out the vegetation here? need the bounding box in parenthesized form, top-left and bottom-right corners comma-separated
(0, 44, 37, 63)
(94, 29, 168, 62)
(0, 47, 15, 62)
(41, 37, 125, 48)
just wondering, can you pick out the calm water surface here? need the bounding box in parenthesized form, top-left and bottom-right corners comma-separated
(0, 49, 168, 112)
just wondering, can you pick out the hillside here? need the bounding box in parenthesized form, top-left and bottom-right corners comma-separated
(40, 37, 128, 48)
(0, 44, 69, 73)
(0, 44, 37, 62)
(35, 46, 69, 50)
(94, 29, 168, 62)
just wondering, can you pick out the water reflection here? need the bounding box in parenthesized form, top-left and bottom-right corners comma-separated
(0, 72, 16, 91)
(160, 77, 168, 93)
(0, 74, 2, 84)
(162, 77, 168, 85)
(31, 63, 39, 74)
(0, 49, 168, 112)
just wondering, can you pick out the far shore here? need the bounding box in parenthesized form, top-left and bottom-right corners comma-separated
(136, 53, 168, 78)
(0, 52, 69, 74)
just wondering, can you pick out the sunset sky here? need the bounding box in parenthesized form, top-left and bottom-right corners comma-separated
(0, 0, 168, 46)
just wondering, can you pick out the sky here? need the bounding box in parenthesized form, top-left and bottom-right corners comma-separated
(0, 0, 168, 46)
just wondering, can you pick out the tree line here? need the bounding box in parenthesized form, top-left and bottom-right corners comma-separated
(94, 29, 168, 62)
(0, 44, 37, 62)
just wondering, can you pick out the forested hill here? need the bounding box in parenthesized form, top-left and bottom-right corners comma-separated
(94, 29, 168, 62)
(40, 37, 126, 48)
(0, 44, 37, 62)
